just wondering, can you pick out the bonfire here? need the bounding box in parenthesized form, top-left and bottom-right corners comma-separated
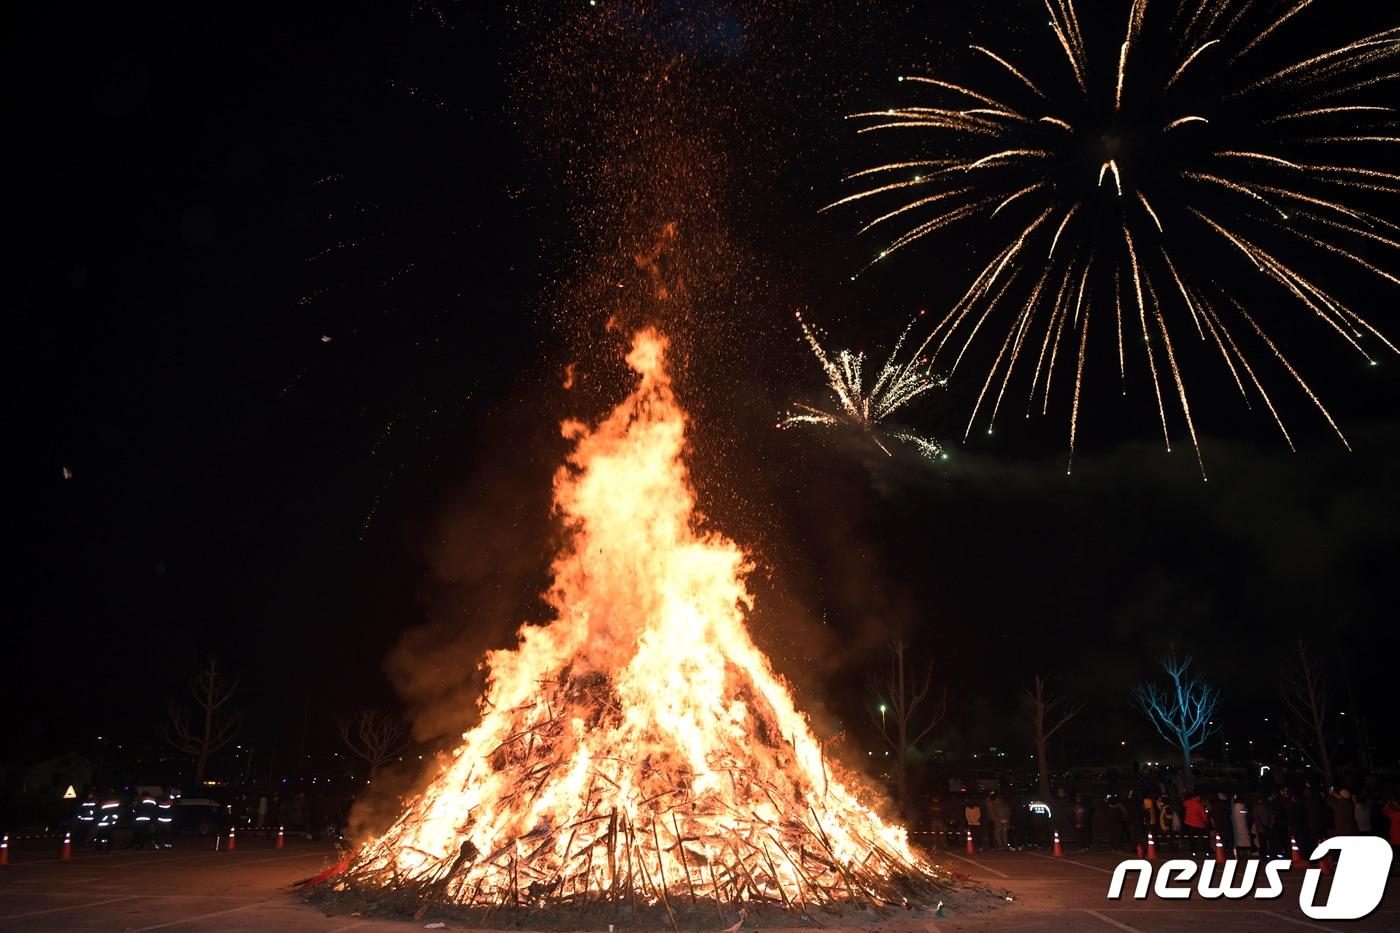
(338, 330, 972, 924)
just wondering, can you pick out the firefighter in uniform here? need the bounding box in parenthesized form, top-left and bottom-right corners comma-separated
(94, 791, 122, 852)
(132, 790, 159, 850)
(75, 792, 98, 844)
(155, 788, 178, 848)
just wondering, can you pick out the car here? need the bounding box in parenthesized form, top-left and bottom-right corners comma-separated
(173, 798, 232, 836)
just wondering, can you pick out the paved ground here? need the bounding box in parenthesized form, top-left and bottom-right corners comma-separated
(1, 834, 1395, 931)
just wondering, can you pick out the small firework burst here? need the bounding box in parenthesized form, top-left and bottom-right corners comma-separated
(782, 311, 947, 459)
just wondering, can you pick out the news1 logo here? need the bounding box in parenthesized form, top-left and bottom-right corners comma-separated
(1107, 836, 1392, 921)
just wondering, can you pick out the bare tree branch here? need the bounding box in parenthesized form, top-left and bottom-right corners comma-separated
(1279, 639, 1333, 787)
(160, 657, 242, 785)
(1131, 651, 1221, 768)
(339, 709, 413, 778)
(1026, 674, 1084, 798)
(868, 641, 947, 812)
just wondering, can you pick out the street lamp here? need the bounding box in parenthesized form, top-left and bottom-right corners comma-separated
(879, 703, 887, 732)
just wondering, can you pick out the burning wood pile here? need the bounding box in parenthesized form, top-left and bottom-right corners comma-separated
(337, 331, 968, 924)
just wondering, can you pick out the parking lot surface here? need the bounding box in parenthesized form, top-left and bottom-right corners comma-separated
(1, 834, 1395, 931)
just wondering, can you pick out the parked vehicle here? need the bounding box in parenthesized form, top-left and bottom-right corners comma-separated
(173, 798, 232, 836)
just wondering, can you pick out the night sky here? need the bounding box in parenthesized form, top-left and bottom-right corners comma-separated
(12, 1, 1399, 787)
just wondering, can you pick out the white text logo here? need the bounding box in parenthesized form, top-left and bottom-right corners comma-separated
(1106, 836, 1391, 921)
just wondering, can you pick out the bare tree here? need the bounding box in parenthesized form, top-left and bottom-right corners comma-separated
(339, 709, 413, 779)
(1132, 651, 1221, 768)
(870, 641, 948, 811)
(1025, 674, 1085, 799)
(1279, 639, 1333, 787)
(161, 657, 243, 785)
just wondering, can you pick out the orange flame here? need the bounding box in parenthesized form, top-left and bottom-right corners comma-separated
(349, 330, 944, 910)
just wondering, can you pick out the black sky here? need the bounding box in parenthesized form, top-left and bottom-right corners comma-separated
(11, 1, 1399, 784)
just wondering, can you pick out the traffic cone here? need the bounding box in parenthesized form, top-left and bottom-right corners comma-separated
(1135, 842, 1144, 858)
(1, 833, 9, 866)
(1146, 832, 1158, 860)
(1052, 831, 1064, 857)
(1213, 832, 1226, 864)
(275, 826, 284, 850)
(61, 831, 72, 860)
(1319, 852, 1334, 875)
(226, 827, 236, 853)
(965, 829, 975, 855)
(1290, 836, 1307, 870)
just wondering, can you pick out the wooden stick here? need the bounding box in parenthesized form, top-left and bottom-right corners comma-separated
(607, 809, 618, 904)
(580, 827, 596, 906)
(650, 819, 674, 909)
(760, 838, 791, 909)
(637, 844, 679, 933)
(804, 811, 858, 902)
(769, 834, 827, 907)
(626, 817, 637, 916)
(708, 855, 725, 915)
(725, 837, 763, 901)
(670, 811, 697, 905)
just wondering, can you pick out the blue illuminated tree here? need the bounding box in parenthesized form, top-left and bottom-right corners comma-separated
(1131, 652, 1221, 768)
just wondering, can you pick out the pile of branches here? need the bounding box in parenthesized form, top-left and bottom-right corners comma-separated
(334, 669, 969, 927)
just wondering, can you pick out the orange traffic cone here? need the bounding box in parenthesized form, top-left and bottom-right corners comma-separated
(1213, 832, 1226, 864)
(226, 827, 237, 852)
(275, 826, 284, 850)
(1319, 853, 1334, 875)
(1146, 832, 1158, 860)
(966, 829, 976, 855)
(1290, 836, 1307, 870)
(1052, 831, 1064, 857)
(1135, 842, 1144, 858)
(1, 833, 9, 866)
(61, 831, 72, 861)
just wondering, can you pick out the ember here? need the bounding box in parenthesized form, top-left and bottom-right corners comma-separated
(341, 329, 963, 922)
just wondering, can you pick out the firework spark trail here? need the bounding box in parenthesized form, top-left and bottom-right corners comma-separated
(1160, 248, 1205, 338)
(1165, 114, 1210, 129)
(831, 0, 1399, 475)
(914, 205, 1055, 367)
(781, 312, 946, 459)
(858, 187, 978, 234)
(1169, 40, 1221, 88)
(1235, 0, 1311, 61)
(1189, 210, 1382, 362)
(1196, 290, 1254, 404)
(1027, 258, 1076, 415)
(1123, 225, 1174, 453)
(1041, 262, 1082, 415)
(1046, 0, 1088, 91)
(971, 45, 1048, 98)
(1069, 299, 1090, 473)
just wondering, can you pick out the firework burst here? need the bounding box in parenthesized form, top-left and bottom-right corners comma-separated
(781, 311, 947, 459)
(830, 0, 1399, 476)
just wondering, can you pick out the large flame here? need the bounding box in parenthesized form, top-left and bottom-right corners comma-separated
(348, 330, 948, 913)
